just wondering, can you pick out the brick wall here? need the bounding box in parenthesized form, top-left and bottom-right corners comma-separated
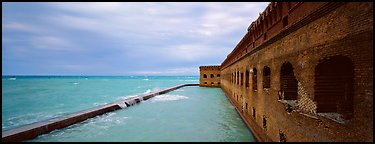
(199, 66, 221, 87)
(218, 2, 373, 142)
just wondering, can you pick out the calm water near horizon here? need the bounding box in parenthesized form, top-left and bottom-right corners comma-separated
(2, 76, 255, 142)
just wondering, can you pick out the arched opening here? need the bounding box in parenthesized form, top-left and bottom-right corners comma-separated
(263, 66, 271, 89)
(280, 62, 297, 100)
(203, 74, 207, 78)
(210, 74, 214, 78)
(283, 16, 288, 28)
(252, 107, 256, 120)
(246, 70, 250, 88)
(211, 82, 214, 85)
(314, 56, 354, 119)
(263, 115, 267, 130)
(253, 68, 258, 91)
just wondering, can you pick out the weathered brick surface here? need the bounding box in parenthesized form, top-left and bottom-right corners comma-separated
(202, 2, 373, 142)
(199, 66, 221, 87)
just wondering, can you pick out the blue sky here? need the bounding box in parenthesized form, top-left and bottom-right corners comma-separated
(2, 2, 269, 76)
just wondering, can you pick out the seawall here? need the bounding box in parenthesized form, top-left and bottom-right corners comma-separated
(2, 84, 199, 142)
(219, 2, 373, 142)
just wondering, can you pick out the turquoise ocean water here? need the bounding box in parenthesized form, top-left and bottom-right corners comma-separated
(2, 76, 254, 142)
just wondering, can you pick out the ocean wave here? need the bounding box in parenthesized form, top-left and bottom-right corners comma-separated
(93, 102, 108, 106)
(72, 82, 79, 85)
(120, 95, 138, 100)
(143, 89, 151, 94)
(45, 112, 128, 137)
(4, 112, 66, 130)
(8, 78, 16, 80)
(143, 78, 149, 81)
(148, 94, 189, 102)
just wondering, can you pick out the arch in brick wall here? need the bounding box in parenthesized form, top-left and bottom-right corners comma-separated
(263, 66, 271, 89)
(314, 55, 354, 119)
(280, 62, 298, 100)
(203, 74, 207, 78)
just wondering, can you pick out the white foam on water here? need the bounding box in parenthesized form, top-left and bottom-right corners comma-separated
(117, 102, 127, 108)
(144, 89, 152, 94)
(85, 112, 129, 128)
(148, 94, 189, 102)
(93, 102, 108, 106)
(72, 82, 79, 85)
(120, 95, 138, 100)
(143, 78, 149, 81)
(174, 89, 185, 92)
(8, 78, 16, 80)
(4, 112, 66, 130)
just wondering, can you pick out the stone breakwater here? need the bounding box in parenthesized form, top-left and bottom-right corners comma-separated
(2, 84, 199, 142)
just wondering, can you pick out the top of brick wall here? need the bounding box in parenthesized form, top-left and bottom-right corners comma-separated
(221, 2, 328, 68)
(199, 65, 221, 70)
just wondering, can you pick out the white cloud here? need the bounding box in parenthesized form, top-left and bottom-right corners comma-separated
(2, 22, 43, 33)
(3, 2, 270, 75)
(158, 44, 229, 61)
(48, 2, 269, 40)
(29, 36, 82, 52)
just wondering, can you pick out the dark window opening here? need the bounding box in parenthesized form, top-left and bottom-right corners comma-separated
(314, 56, 354, 119)
(279, 130, 287, 142)
(264, 32, 267, 41)
(252, 107, 256, 120)
(253, 68, 258, 91)
(280, 62, 297, 100)
(204, 82, 207, 85)
(218, 82, 221, 85)
(210, 74, 214, 78)
(211, 82, 214, 85)
(203, 74, 207, 78)
(217, 74, 221, 77)
(246, 70, 250, 88)
(246, 103, 248, 110)
(263, 115, 267, 130)
(283, 16, 288, 28)
(263, 66, 271, 89)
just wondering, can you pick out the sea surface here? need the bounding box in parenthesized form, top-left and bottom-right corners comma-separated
(2, 76, 255, 142)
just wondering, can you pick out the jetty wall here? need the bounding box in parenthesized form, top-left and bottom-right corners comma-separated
(2, 84, 199, 142)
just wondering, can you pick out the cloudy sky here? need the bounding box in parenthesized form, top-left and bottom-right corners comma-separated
(2, 2, 269, 76)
